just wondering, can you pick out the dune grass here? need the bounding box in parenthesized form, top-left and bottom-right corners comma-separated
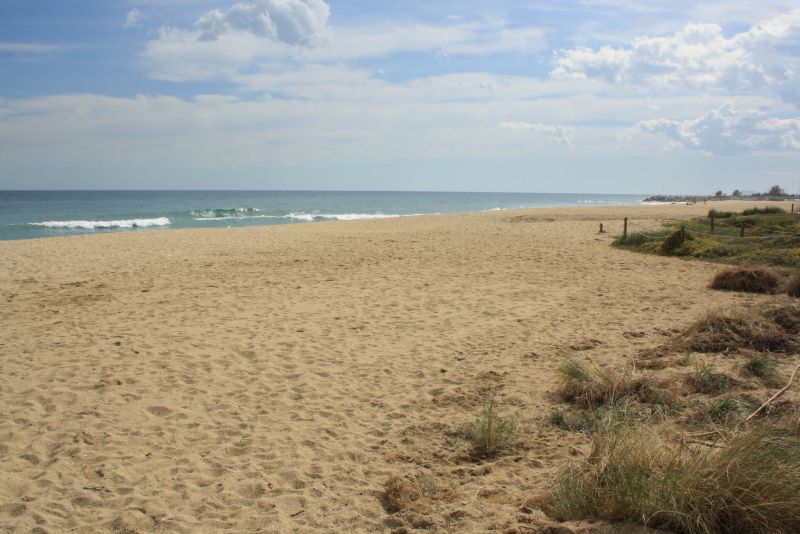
(687, 362, 734, 394)
(741, 354, 779, 385)
(670, 304, 799, 354)
(453, 399, 519, 459)
(546, 415, 800, 533)
(787, 273, 800, 297)
(695, 396, 755, 425)
(742, 206, 786, 215)
(710, 268, 779, 293)
(558, 357, 680, 410)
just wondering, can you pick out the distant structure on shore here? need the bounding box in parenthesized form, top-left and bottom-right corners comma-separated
(644, 185, 797, 203)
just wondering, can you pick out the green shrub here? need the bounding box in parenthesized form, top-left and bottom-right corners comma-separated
(548, 409, 567, 428)
(614, 232, 663, 247)
(659, 229, 690, 255)
(742, 206, 785, 215)
(708, 209, 735, 218)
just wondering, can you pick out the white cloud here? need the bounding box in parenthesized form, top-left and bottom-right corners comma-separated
(500, 121, 575, 147)
(142, 10, 546, 83)
(194, 0, 330, 44)
(553, 8, 800, 105)
(124, 8, 144, 28)
(637, 104, 800, 154)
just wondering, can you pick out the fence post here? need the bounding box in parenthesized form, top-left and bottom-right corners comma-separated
(599, 223, 604, 233)
(710, 214, 715, 233)
(623, 217, 628, 241)
(740, 222, 745, 238)
(792, 203, 795, 214)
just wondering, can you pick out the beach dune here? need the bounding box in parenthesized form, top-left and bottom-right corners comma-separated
(0, 202, 779, 532)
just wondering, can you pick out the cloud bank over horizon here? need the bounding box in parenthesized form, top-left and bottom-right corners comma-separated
(0, 1, 798, 193)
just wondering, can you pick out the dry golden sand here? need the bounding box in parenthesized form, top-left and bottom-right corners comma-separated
(0, 201, 787, 533)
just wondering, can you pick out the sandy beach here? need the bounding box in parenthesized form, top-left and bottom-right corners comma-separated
(0, 201, 787, 533)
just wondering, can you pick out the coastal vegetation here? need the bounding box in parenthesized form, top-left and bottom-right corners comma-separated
(451, 399, 520, 459)
(613, 207, 800, 270)
(709, 267, 778, 293)
(538, 299, 800, 531)
(661, 303, 800, 354)
(546, 415, 800, 534)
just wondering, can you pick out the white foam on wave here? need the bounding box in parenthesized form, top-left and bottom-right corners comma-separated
(193, 212, 401, 222)
(31, 217, 171, 230)
(286, 212, 400, 221)
(194, 215, 277, 221)
(192, 207, 262, 219)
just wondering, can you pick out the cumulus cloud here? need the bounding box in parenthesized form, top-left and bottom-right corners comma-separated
(637, 104, 800, 154)
(500, 121, 575, 147)
(553, 8, 800, 105)
(124, 8, 143, 28)
(142, 3, 546, 83)
(194, 0, 330, 44)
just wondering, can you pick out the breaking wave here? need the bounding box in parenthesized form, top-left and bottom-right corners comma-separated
(193, 212, 401, 222)
(191, 207, 263, 219)
(31, 217, 171, 230)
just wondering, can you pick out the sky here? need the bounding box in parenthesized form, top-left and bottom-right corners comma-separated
(0, 1, 799, 194)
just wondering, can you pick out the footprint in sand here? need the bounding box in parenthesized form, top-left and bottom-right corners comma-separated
(146, 406, 173, 417)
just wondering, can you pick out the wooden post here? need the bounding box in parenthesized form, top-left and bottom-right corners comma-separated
(710, 214, 715, 233)
(599, 223, 604, 233)
(740, 222, 745, 238)
(681, 226, 686, 242)
(623, 217, 628, 241)
(792, 203, 795, 214)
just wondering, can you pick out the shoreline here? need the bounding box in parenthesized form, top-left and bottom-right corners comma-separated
(0, 200, 791, 532)
(3, 197, 790, 243)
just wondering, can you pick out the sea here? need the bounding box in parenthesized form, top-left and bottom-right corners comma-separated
(0, 190, 647, 241)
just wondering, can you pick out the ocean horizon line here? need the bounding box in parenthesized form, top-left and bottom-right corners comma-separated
(1, 188, 656, 196)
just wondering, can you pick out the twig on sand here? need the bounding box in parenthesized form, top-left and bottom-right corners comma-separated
(736, 363, 800, 432)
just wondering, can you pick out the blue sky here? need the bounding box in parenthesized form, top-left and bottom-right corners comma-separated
(1, 0, 799, 193)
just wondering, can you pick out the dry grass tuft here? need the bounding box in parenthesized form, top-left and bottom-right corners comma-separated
(546, 415, 800, 533)
(687, 362, 735, 394)
(710, 268, 779, 293)
(384, 476, 423, 513)
(786, 273, 800, 298)
(558, 357, 680, 410)
(763, 301, 800, 334)
(674, 307, 797, 354)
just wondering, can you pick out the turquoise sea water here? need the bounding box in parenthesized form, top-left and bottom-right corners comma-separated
(0, 191, 647, 241)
